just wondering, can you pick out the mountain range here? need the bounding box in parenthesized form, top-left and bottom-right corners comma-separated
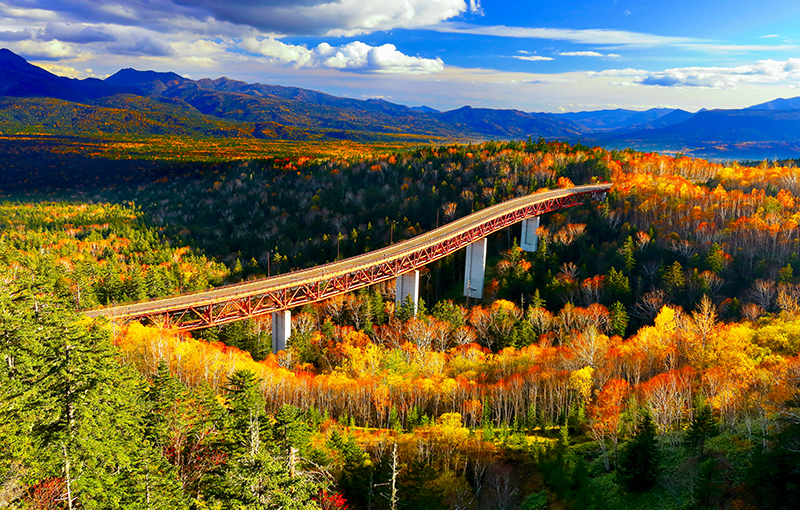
(3, 48, 800, 158)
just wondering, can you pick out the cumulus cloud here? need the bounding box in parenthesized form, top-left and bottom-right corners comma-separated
(42, 23, 116, 43)
(12, 39, 79, 59)
(241, 37, 444, 73)
(127, 35, 174, 56)
(187, 0, 470, 36)
(2, 0, 473, 37)
(0, 29, 33, 41)
(36, 62, 94, 78)
(638, 58, 800, 88)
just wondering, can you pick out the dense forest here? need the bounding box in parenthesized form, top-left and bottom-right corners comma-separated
(2, 139, 800, 509)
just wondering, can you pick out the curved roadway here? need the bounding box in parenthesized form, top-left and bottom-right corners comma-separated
(83, 183, 610, 322)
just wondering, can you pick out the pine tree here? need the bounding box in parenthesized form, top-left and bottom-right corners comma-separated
(685, 403, 718, 456)
(617, 414, 660, 492)
(609, 301, 629, 337)
(2, 268, 182, 508)
(706, 243, 725, 274)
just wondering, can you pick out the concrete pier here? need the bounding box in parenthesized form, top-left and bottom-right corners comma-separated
(395, 270, 420, 315)
(272, 310, 291, 353)
(463, 238, 487, 299)
(520, 216, 540, 252)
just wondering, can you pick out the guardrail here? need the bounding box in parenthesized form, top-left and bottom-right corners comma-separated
(83, 183, 610, 330)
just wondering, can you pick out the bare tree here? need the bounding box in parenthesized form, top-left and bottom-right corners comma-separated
(641, 260, 661, 286)
(486, 464, 518, 510)
(632, 290, 667, 323)
(741, 303, 765, 322)
(669, 238, 697, 259)
(345, 294, 370, 329)
(453, 325, 477, 347)
(698, 271, 724, 299)
(748, 279, 777, 310)
(325, 295, 347, 325)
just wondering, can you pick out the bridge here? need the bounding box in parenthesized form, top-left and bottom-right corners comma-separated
(83, 183, 610, 351)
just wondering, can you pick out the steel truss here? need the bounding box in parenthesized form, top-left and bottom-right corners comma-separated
(86, 187, 608, 331)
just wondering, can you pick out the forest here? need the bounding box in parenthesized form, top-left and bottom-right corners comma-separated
(1, 139, 800, 509)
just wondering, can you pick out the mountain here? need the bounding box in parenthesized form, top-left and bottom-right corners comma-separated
(0, 95, 254, 138)
(104, 68, 188, 95)
(613, 109, 695, 133)
(0, 48, 137, 101)
(747, 97, 800, 110)
(6, 48, 800, 154)
(608, 109, 800, 145)
(105, 69, 585, 140)
(411, 105, 440, 113)
(438, 106, 584, 139)
(558, 108, 675, 132)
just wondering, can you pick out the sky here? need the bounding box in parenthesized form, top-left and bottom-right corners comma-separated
(3, 0, 800, 113)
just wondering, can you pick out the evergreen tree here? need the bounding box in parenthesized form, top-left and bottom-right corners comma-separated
(685, 403, 718, 456)
(609, 301, 629, 337)
(617, 414, 660, 492)
(618, 236, 636, 273)
(225, 369, 265, 458)
(706, 243, 725, 274)
(606, 268, 631, 303)
(1, 268, 183, 508)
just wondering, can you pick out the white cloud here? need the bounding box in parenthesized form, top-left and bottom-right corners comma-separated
(678, 43, 799, 52)
(433, 22, 800, 55)
(169, 0, 472, 37)
(0, 4, 59, 21)
(98, 4, 139, 20)
(638, 58, 800, 88)
(559, 51, 620, 58)
(13, 39, 80, 59)
(241, 37, 444, 74)
(432, 22, 696, 47)
(513, 55, 553, 61)
(3, 0, 473, 37)
(35, 62, 93, 78)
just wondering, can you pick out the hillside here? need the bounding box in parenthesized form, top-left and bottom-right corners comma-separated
(106, 69, 586, 140)
(7, 48, 800, 155)
(0, 95, 255, 137)
(4, 140, 800, 509)
(613, 108, 800, 143)
(0, 50, 585, 142)
(0, 48, 136, 101)
(560, 107, 676, 132)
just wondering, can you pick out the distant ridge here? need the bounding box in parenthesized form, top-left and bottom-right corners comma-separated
(606, 108, 800, 144)
(559, 108, 676, 132)
(747, 97, 800, 110)
(105, 68, 188, 95)
(4, 48, 800, 155)
(411, 105, 440, 113)
(0, 48, 138, 101)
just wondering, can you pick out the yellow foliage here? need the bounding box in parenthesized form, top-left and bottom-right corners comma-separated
(568, 366, 594, 400)
(654, 306, 678, 335)
(440, 412, 463, 429)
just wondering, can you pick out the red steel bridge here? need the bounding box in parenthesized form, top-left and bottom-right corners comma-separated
(83, 183, 610, 331)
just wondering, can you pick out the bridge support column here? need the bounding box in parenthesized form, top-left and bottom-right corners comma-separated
(463, 238, 487, 299)
(520, 216, 540, 252)
(396, 270, 419, 315)
(272, 310, 291, 353)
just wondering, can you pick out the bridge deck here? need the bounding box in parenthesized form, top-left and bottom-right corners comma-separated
(83, 183, 610, 329)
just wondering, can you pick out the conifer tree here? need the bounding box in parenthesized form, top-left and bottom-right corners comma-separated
(617, 414, 660, 492)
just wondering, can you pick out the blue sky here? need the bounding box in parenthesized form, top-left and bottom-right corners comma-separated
(2, 0, 800, 112)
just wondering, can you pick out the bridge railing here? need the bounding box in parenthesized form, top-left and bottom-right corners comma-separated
(83, 183, 609, 320)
